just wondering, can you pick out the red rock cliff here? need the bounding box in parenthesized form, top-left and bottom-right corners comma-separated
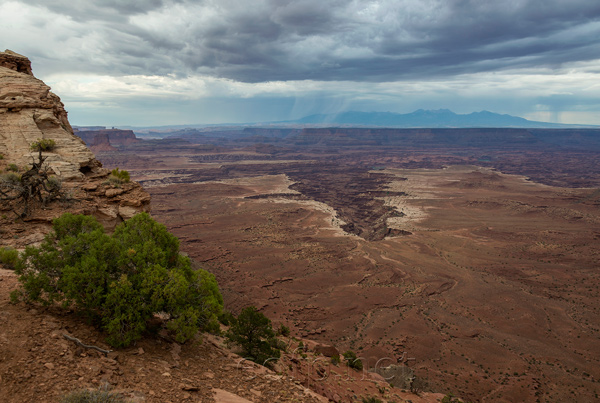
(75, 129, 138, 149)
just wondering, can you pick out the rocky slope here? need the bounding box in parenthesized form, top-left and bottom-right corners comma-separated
(0, 268, 447, 403)
(0, 50, 150, 246)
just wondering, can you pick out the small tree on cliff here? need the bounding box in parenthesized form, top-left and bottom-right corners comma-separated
(0, 139, 66, 218)
(12, 212, 223, 347)
(226, 306, 281, 367)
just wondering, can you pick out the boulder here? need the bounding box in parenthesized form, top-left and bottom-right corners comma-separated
(373, 364, 414, 388)
(212, 389, 253, 403)
(314, 344, 339, 357)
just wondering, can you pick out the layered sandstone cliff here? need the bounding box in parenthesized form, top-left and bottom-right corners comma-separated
(0, 50, 99, 179)
(0, 50, 150, 245)
(75, 128, 139, 151)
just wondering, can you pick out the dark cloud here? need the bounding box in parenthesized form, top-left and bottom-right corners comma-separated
(24, 0, 171, 21)
(0, 0, 594, 91)
(10, 0, 600, 83)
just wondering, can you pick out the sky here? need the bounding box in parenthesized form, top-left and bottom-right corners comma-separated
(2, 0, 600, 126)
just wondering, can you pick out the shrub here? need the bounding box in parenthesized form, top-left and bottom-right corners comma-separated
(331, 354, 341, 366)
(30, 138, 56, 152)
(226, 306, 281, 367)
(13, 212, 223, 347)
(30, 139, 56, 152)
(61, 383, 130, 403)
(109, 168, 130, 185)
(362, 397, 383, 403)
(0, 247, 19, 270)
(441, 393, 464, 403)
(46, 176, 62, 191)
(277, 324, 290, 337)
(411, 375, 429, 394)
(343, 350, 363, 370)
(0, 153, 4, 160)
(7, 163, 19, 172)
(0, 172, 21, 184)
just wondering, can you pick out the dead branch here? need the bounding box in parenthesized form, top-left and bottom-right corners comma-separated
(63, 333, 112, 355)
(0, 148, 73, 217)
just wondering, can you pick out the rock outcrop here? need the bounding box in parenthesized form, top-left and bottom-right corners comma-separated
(0, 50, 150, 245)
(75, 128, 139, 150)
(88, 131, 117, 151)
(0, 50, 98, 180)
(0, 49, 33, 75)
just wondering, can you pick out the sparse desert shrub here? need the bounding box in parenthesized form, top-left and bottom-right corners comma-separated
(7, 163, 19, 172)
(13, 212, 223, 347)
(226, 306, 281, 367)
(362, 397, 383, 403)
(343, 350, 363, 370)
(1, 172, 21, 184)
(0, 247, 19, 270)
(109, 168, 130, 185)
(46, 175, 62, 191)
(30, 138, 56, 152)
(331, 354, 341, 366)
(411, 375, 429, 394)
(0, 153, 4, 160)
(441, 392, 464, 403)
(277, 324, 290, 337)
(61, 383, 130, 403)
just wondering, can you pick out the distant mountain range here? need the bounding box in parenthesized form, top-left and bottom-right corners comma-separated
(119, 109, 596, 133)
(279, 109, 592, 128)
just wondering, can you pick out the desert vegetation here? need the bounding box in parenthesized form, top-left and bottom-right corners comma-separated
(109, 168, 130, 185)
(11, 212, 223, 347)
(226, 305, 281, 367)
(30, 138, 56, 152)
(61, 383, 130, 403)
(0, 140, 66, 218)
(342, 350, 363, 370)
(0, 246, 18, 269)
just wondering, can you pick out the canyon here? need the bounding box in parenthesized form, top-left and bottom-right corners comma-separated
(2, 48, 600, 402)
(93, 126, 600, 402)
(0, 50, 442, 403)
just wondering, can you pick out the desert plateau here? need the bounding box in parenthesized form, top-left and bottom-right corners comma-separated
(85, 126, 600, 402)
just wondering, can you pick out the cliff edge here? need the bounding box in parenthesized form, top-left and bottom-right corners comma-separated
(0, 50, 150, 246)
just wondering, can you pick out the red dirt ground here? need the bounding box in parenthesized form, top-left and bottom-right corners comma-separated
(93, 134, 600, 402)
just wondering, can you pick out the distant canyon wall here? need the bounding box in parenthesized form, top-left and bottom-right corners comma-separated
(75, 129, 139, 151)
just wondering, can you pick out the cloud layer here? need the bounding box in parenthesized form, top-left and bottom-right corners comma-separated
(2, 0, 600, 125)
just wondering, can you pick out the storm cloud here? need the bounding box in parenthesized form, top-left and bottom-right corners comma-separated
(2, 0, 600, 125)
